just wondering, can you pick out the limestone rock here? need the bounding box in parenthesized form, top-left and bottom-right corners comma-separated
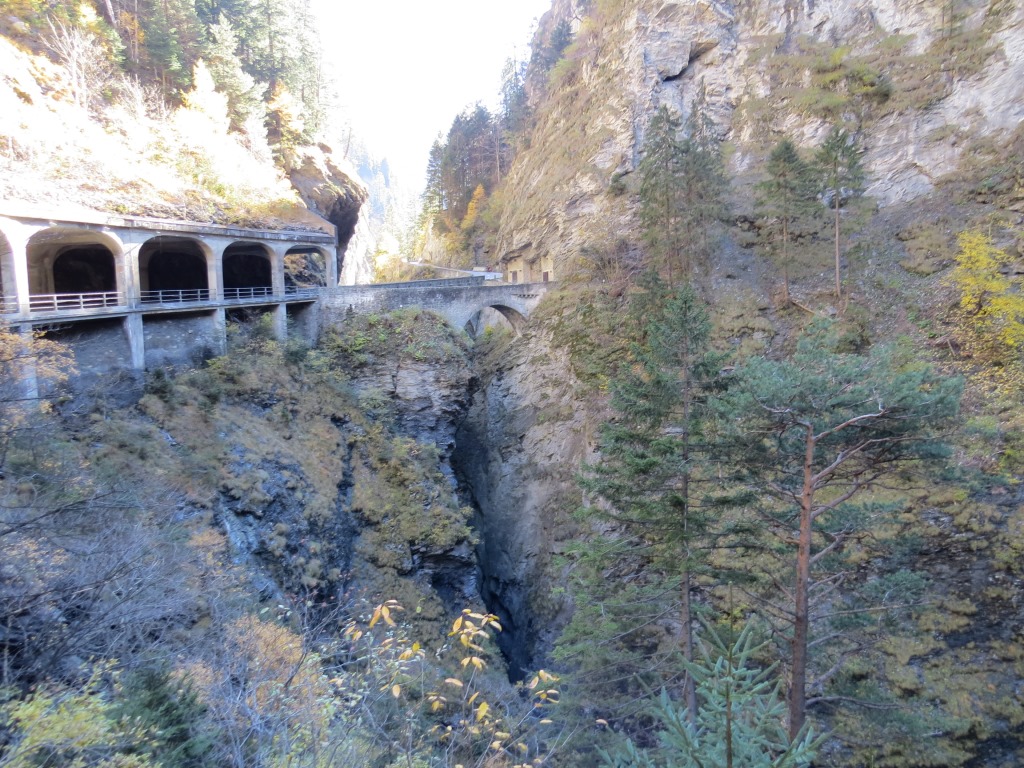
(453, 331, 590, 676)
(496, 0, 1024, 277)
(288, 144, 368, 281)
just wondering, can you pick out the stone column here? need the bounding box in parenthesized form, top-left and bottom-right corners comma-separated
(326, 244, 339, 290)
(207, 241, 226, 300)
(211, 307, 227, 355)
(124, 313, 145, 370)
(120, 233, 143, 307)
(272, 303, 288, 341)
(17, 324, 39, 404)
(270, 245, 286, 296)
(9, 230, 31, 317)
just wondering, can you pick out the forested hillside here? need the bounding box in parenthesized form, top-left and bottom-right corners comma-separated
(0, 0, 366, 229)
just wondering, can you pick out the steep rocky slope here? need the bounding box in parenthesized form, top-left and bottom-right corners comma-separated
(497, 0, 1023, 282)
(0, 32, 365, 254)
(453, 327, 593, 677)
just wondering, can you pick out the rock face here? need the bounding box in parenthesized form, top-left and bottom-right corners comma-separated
(496, 0, 1024, 273)
(203, 318, 479, 636)
(288, 144, 369, 282)
(350, 355, 475, 456)
(453, 332, 591, 676)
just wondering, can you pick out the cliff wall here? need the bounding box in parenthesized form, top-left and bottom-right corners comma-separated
(496, 0, 1023, 275)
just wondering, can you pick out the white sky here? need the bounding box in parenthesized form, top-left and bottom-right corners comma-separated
(313, 0, 553, 191)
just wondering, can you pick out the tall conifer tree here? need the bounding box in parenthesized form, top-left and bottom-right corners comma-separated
(755, 140, 818, 305)
(720, 323, 962, 738)
(638, 108, 688, 284)
(816, 127, 864, 300)
(565, 275, 730, 723)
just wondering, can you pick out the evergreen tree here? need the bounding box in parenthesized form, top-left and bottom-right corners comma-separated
(719, 322, 962, 738)
(638, 107, 688, 283)
(422, 138, 447, 222)
(141, 0, 192, 92)
(115, 667, 219, 768)
(755, 140, 819, 305)
(206, 14, 262, 129)
(600, 621, 820, 768)
(499, 56, 529, 134)
(684, 82, 728, 261)
(816, 127, 864, 299)
(638, 104, 727, 285)
(563, 275, 732, 724)
(534, 18, 573, 71)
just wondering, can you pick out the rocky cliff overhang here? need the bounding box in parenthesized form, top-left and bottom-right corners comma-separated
(288, 145, 369, 260)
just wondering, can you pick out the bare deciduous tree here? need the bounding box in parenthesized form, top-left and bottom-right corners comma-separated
(45, 19, 115, 112)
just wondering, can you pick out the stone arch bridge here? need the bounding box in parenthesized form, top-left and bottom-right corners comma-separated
(0, 208, 550, 376)
(326, 277, 550, 336)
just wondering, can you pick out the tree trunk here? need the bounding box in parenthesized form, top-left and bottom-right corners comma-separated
(679, 331, 697, 724)
(789, 426, 815, 740)
(781, 218, 791, 305)
(833, 194, 842, 299)
(99, 0, 117, 27)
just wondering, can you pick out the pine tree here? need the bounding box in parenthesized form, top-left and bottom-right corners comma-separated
(816, 127, 864, 299)
(206, 14, 262, 129)
(142, 0, 188, 92)
(535, 18, 573, 71)
(755, 140, 819, 305)
(566, 275, 730, 723)
(422, 138, 447, 221)
(638, 107, 688, 284)
(683, 81, 728, 267)
(639, 104, 727, 285)
(600, 621, 820, 768)
(719, 322, 962, 738)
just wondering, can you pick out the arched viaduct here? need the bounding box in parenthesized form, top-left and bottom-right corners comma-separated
(0, 208, 551, 377)
(0, 209, 336, 372)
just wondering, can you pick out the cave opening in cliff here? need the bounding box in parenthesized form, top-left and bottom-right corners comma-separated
(223, 242, 273, 296)
(140, 236, 209, 300)
(284, 246, 327, 289)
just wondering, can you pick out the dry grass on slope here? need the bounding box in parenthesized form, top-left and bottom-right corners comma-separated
(0, 34, 323, 230)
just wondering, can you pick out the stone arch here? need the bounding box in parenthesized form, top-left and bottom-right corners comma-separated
(224, 241, 273, 296)
(461, 303, 526, 338)
(139, 236, 210, 300)
(26, 227, 124, 299)
(284, 245, 327, 289)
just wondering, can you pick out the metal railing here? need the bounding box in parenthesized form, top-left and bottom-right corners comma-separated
(224, 286, 273, 301)
(29, 291, 125, 313)
(140, 288, 211, 304)
(10, 285, 321, 317)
